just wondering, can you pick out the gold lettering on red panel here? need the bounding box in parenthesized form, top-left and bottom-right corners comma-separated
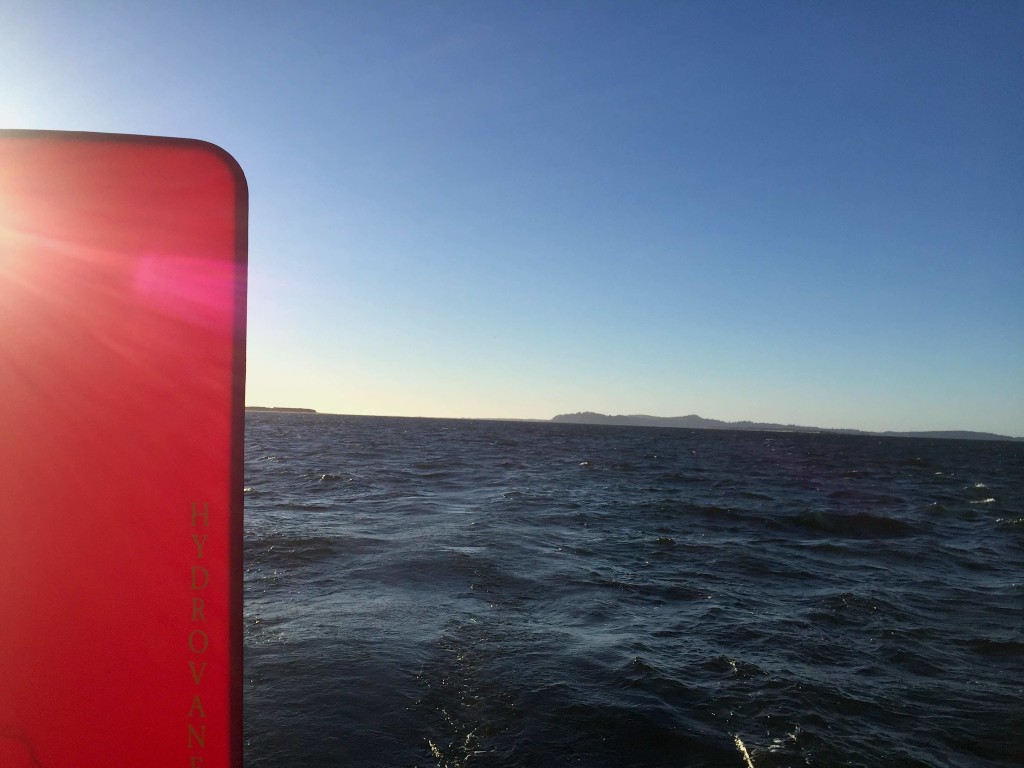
(188, 502, 210, 764)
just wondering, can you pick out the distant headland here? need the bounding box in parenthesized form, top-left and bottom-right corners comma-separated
(245, 406, 317, 414)
(551, 412, 1021, 441)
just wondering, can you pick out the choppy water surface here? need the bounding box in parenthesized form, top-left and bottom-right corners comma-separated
(243, 414, 1023, 767)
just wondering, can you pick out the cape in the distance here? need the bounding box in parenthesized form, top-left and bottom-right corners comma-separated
(246, 406, 318, 414)
(244, 407, 1019, 441)
(551, 412, 1022, 442)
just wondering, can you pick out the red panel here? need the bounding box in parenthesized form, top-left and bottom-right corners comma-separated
(0, 131, 246, 767)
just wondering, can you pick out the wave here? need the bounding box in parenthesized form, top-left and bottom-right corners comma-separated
(778, 509, 914, 538)
(246, 533, 387, 565)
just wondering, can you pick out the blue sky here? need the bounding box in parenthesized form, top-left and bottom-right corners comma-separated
(3, 1, 1022, 434)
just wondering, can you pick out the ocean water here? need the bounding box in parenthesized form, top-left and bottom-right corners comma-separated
(242, 413, 1024, 768)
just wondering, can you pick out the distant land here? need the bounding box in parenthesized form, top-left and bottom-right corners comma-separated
(551, 412, 1022, 442)
(245, 406, 317, 414)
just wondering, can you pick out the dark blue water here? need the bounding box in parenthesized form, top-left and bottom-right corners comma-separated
(243, 413, 1024, 767)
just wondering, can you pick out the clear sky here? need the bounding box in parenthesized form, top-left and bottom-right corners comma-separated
(2, 1, 1022, 434)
